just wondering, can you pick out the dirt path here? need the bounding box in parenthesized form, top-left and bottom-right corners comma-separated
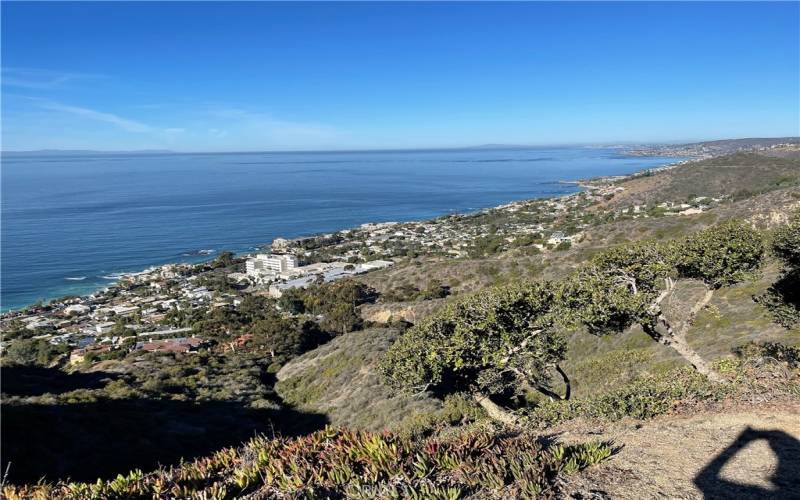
(560, 404, 800, 499)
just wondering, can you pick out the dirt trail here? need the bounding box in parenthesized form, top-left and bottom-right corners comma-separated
(561, 405, 800, 499)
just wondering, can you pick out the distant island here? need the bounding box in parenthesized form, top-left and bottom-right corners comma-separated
(4, 137, 797, 157)
(1, 149, 176, 156)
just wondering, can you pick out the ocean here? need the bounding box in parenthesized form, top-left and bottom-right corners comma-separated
(1, 147, 680, 311)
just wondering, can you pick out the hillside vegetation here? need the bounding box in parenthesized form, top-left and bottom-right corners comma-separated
(609, 152, 800, 207)
(3, 147, 800, 498)
(275, 328, 444, 431)
(2, 426, 613, 499)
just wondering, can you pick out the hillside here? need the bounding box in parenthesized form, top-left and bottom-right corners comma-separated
(3, 147, 800, 498)
(5, 340, 797, 499)
(607, 152, 800, 208)
(626, 137, 800, 157)
(275, 328, 444, 431)
(271, 151, 800, 429)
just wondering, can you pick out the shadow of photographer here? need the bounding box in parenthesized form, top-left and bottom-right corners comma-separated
(694, 426, 800, 499)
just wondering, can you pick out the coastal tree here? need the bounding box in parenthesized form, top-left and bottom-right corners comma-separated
(757, 210, 800, 327)
(4, 338, 69, 367)
(772, 210, 800, 268)
(283, 279, 377, 335)
(236, 294, 275, 322)
(277, 289, 307, 314)
(111, 318, 135, 337)
(250, 315, 327, 361)
(557, 220, 764, 382)
(321, 302, 362, 335)
(380, 282, 568, 426)
(213, 250, 237, 268)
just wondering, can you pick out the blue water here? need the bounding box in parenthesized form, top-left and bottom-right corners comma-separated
(1, 147, 679, 311)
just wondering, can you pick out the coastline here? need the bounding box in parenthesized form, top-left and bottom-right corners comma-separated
(1, 155, 685, 314)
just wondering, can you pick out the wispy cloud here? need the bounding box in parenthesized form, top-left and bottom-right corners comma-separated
(35, 99, 154, 133)
(207, 106, 340, 145)
(3, 95, 347, 151)
(2, 67, 105, 89)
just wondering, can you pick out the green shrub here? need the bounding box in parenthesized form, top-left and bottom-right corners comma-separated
(569, 349, 654, 394)
(755, 270, 800, 328)
(772, 211, 800, 268)
(554, 241, 572, 251)
(732, 341, 800, 368)
(276, 328, 442, 431)
(381, 282, 566, 410)
(676, 220, 764, 288)
(397, 393, 486, 437)
(525, 367, 726, 426)
(758, 211, 800, 328)
(3, 339, 69, 367)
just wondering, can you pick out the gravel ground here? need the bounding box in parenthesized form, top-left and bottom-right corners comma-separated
(560, 404, 800, 499)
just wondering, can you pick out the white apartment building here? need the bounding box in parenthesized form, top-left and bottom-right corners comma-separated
(246, 254, 299, 279)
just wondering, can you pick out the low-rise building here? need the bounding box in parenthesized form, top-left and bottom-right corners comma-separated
(548, 231, 570, 245)
(25, 319, 55, 331)
(64, 304, 91, 316)
(268, 276, 317, 298)
(271, 238, 290, 251)
(111, 305, 139, 317)
(136, 327, 194, 339)
(95, 321, 116, 334)
(134, 336, 205, 353)
(359, 260, 394, 271)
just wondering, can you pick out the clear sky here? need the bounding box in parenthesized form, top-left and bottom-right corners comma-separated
(2, 1, 798, 152)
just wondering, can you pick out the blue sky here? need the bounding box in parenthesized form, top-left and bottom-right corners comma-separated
(2, 2, 798, 151)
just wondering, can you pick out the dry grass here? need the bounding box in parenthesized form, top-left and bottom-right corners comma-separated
(275, 328, 443, 431)
(563, 405, 800, 499)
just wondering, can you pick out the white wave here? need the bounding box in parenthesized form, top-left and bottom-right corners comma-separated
(181, 249, 216, 256)
(65, 276, 87, 281)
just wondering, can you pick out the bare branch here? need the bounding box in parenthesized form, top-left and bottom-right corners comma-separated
(498, 329, 542, 366)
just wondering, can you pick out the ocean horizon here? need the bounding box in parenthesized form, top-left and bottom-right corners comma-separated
(1, 147, 681, 311)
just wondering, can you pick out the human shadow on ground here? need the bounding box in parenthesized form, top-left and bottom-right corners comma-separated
(694, 426, 800, 499)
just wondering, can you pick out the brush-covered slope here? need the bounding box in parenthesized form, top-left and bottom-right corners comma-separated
(560, 263, 800, 398)
(275, 327, 443, 431)
(609, 152, 800, 208)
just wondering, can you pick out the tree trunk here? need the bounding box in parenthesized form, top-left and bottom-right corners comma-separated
(645, 283, 724, 383)
(472, 393, 522, 427)
(643, 323, 724, 383)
